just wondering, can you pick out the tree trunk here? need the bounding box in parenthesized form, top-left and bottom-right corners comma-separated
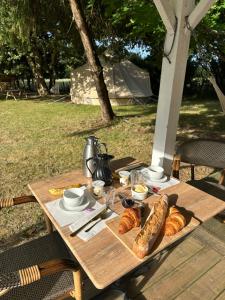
(68, 0, 115, 122)
(27, 47, 49, 96)
(48, 48, 57, 91)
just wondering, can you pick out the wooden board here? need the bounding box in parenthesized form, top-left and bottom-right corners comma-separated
(106, 208, 200, 261)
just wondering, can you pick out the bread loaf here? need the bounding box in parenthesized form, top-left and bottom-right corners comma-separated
(164, 206, 186, 236)
(132, 195, 168, 259)
(118, 208, 141, 234)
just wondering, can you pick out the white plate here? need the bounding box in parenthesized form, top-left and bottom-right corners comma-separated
(59, 197, 90, 212)
(148, 175, 168, 183)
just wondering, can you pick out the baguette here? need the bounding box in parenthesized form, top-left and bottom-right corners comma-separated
(132, 195, 168, 259)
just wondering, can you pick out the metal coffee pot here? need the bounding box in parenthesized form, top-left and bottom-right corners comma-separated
(83, 136, 107, 177)
(86, 153, 114, 186)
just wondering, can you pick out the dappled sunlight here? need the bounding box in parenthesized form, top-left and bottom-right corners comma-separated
(0, 99, 225, 247)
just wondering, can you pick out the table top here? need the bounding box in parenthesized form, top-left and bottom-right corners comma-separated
(28, 158, 225, 289)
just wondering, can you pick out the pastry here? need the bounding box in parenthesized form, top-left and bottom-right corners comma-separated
(132, 195, 168, 259)
(118, 208, 141, 234)
(164, 206, 186, 236)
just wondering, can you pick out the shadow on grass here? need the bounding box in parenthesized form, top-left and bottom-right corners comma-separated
(115, 104, 157, 118)
(67, 121, 114, 137)
(0, 221, 46, 253)
(67, 107, 157, 137)
(0, 94, 71, 103)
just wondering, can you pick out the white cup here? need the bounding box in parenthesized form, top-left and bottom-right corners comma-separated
(148, 165, 164, 180)
(92, 180, 105, 197)
(63, 188, 84, 209)
(118, 171, 130, 186)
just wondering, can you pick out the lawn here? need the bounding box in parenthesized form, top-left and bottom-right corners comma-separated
(0, 98, 224, 251)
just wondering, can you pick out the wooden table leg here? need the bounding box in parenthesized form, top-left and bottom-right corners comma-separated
(72, 269, 83, 300)
(43, 213, 53, 233)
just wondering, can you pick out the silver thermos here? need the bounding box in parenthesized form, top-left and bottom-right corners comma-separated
(83, 136, 108, 177)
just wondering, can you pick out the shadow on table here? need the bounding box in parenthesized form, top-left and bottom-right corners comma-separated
(119, 194, 199, 299)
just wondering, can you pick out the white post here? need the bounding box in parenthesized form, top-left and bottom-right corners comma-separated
(151, 0, 195, 174)
(153, 0, 176, 34)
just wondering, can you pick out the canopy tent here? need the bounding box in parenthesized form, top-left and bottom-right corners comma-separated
(70, 58, 152, 106)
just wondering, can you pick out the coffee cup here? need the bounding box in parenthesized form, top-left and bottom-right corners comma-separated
(63, 188, 84, 209)
(148, 165, 164, 180)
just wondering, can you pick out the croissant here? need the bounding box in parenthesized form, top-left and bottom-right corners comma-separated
(164, 206, 186, 236)
(118, 208, 141, 234)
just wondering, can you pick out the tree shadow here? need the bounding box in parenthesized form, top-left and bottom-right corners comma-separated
(0, 221, 46, 253)
(67, 106, 157, 137)
(67, 121, 114, 137)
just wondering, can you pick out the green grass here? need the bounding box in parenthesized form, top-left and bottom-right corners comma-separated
(0, 98, 224, 250)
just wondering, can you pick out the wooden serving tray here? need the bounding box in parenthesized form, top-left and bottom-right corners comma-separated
(106, 208, 200, 261)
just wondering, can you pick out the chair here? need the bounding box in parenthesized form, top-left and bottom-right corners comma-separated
(172, 139, 225, 220)
(0, 195, 86, 300)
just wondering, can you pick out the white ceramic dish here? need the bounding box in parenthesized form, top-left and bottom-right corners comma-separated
(59, 197, 90, 212)
(148, 165, 164, 180)
(131, 185, 148, 201)
(148, 175, 168, 183)
(63, 187, 85, 208)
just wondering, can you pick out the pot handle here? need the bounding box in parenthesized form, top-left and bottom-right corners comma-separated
(86, 157, 95, 176)
(99, 142, 108, 153)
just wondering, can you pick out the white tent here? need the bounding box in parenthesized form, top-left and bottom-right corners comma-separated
(70, 57, 152, 105)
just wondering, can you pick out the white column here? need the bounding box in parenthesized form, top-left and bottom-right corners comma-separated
(151, 0, 195, 174)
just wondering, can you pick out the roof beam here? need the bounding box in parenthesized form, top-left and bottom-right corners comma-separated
(187, 0, 217, 30)
(153, 0, 176, 34)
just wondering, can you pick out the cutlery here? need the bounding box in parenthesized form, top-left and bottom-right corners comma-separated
(69, 204, 107, 236)
(84, 205, 113, 232)
(84, 218, 102, 232)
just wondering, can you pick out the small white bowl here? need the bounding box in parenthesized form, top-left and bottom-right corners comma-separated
(63, 188, 84, 209)
(131, 185, 148, 201)
(148, 166, 164, 180)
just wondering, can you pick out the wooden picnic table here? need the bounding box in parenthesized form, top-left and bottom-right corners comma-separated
(28, 157, 225, 299)
(5, 89, 28, 100)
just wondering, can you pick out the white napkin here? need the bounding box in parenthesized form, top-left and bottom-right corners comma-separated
(45, 190, 104, 227)
(77, 210, 118, 242)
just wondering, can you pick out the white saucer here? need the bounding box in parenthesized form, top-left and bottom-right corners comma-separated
(149, 175, 168, 183)
(59, 197, 90, 212)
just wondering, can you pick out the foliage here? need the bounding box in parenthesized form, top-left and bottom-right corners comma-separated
(0, 0, 85, 83)
(0, 0, 224, 95)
